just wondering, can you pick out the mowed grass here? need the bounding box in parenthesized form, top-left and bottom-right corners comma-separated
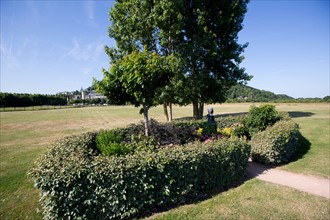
(146, 179, 329, 220)
(0, 103, 329, 219)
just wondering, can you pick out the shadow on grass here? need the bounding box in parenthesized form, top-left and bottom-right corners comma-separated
(174, 112, 247, 122)
(140, 174, 250, 219)
(288, 111, 314, 118)
(291, 132, 311, 162)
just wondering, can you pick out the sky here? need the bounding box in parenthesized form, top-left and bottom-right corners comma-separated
(0, 0, 329, 98)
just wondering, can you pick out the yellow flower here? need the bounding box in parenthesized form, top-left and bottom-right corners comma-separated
(197, 127, 203, 136)
(222, 127, 232, 137)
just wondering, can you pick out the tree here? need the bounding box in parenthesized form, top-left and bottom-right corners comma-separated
(176, 0, 251, 118)
(96, 50, 178, 136)
(106, 0, 186, 122)
(106, 0, 251, 120)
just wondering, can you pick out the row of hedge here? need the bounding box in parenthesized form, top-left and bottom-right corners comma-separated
(30, 133, 250, 219)
(0, 92, 67, 107)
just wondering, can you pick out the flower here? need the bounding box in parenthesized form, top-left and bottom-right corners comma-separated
(222, 127, 232, 137)
(197, 127, 203, 136)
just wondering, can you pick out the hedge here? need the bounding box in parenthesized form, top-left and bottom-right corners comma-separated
(250, 119, 300, 165)
(30, 133, 250, 219)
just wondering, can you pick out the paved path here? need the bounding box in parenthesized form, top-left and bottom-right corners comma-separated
(246, 161, 330, 199)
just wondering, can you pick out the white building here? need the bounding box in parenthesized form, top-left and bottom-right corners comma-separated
(80, 89, 106, 100)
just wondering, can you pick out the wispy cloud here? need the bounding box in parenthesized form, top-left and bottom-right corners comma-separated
(85, 1, 95, 20)
(26, 1, 40, 27)
(1, 36, 40, 70)
(0, 38, 19, 69)
(81, 67, 93, 76)
(61, 38, 106, 62)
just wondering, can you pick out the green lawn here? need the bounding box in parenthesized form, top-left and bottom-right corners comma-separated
(146, 179, 329, 220)
(0, 103, 329, 219)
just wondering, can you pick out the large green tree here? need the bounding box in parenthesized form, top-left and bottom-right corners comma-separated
(106, 0, 251, 119)
(178, 0, 251, 118)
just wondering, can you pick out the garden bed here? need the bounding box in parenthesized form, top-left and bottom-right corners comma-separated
(30, 104, 300, 219)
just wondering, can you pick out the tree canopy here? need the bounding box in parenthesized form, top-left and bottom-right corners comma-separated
(102, 0, 251, 120)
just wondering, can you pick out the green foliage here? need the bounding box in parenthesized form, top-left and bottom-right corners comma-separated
(251, 119, 300, 165)
(244, 104, 280, 134)
(96, 50, 180, 135)
(225, 84, 295, 103)
(225, 84, 329, 103)
(96, 127, 161, 156)
(0, 92, 67, 107)
(231, 124, 250, 138)
(30, 135, 250, 219)
(107, 0, 251, 120)
(201, 123, 217, 136)
(96, 129, 132, 156)
(323, 96, 330, 102)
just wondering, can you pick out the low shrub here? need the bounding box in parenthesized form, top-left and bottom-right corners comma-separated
(96, 129, 131, 156)
(30, 135, 250, 219)
(250, 119, 300, 165)
(244, 104, 280, 134)
(231, 123, 250, 139)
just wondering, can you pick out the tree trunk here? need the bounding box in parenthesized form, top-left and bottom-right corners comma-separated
(163, 103, 169, 122)
(169, 102, 173, 123)
(143, 104, 149, 136)
(198, 102, 204, 119)
(193, 101, 204, 120)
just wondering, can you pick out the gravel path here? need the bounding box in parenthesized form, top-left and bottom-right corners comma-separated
(246, 161, 330, 199)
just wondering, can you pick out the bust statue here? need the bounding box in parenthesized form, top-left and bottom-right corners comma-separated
(207, 107, 215, 123)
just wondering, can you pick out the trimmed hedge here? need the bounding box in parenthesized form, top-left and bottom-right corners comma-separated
(30, 134, 250, 219)
(250, 119, 300, 165)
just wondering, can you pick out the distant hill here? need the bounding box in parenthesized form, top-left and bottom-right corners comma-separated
(226, 84, 295, 102)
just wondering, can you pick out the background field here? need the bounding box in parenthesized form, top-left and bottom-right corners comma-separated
(0, 103, 329, 219)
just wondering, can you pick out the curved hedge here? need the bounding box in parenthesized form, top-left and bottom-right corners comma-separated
(30, 133, 250, 219)
(250, 119, 300, 165)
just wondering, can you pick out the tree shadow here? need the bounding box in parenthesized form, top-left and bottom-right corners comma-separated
(245, 161, 274, 180)
(288, 111, 314, 118)
(174, 112, 247, 122)
(290, 132, 311, 163)
(214, 112, 247, 119)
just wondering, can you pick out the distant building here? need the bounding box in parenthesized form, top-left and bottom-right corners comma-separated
(78, 89, 106, 100)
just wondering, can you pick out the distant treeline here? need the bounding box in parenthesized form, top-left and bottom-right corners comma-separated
(225, 84, 330, 103)
(0, 93, 67, 107)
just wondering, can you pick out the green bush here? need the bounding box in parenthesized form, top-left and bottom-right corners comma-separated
(30, 134, 250, 219)
(96, 129, 132, 156)
(250, 119, 300, 165)
(231, 123, 250, 139)
(244, 104, 280, 134)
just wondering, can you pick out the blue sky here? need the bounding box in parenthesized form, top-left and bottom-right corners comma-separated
(1, 0, 329, 98)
